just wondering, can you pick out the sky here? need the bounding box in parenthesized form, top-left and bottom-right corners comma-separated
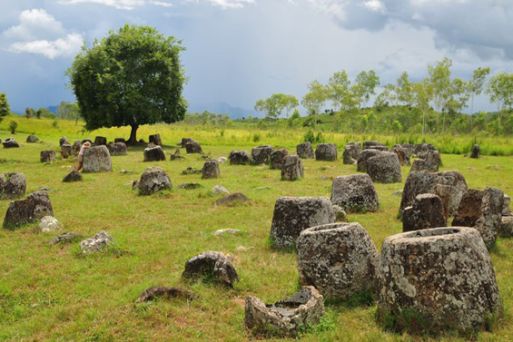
(0, 0, 512, 115)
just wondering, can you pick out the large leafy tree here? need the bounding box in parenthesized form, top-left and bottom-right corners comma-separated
(352, 70, 380, 109)
(0, 93, 10, 122)
(255, 93, 299, 119)
(68, 24, 187, 144)
(302, 80, 328, 115)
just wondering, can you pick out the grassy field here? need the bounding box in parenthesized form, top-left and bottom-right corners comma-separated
(1, 117, 513, 341)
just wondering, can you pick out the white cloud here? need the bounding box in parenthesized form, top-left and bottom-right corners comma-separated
(203, 0, 254, 9)
(9, 33, 84, 59)
(3, 9, 83, 59)
(3, 9, 64, 41)
(59, 0, 255, 10)
(59, 0, 173, 10)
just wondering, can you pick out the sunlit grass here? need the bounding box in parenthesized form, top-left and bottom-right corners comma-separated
(0, 117, 513, 340)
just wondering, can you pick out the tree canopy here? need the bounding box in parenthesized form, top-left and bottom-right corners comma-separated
(68, 24, 187, 144)
(0, 93, 10, 122)
(255, 93, 299, 119)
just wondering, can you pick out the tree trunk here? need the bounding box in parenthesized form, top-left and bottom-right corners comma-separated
(128, 124, 139, 145)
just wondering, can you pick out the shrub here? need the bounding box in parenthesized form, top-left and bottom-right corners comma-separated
(8, 120, 17, 134)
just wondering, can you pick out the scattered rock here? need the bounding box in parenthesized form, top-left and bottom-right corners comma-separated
(144, 145, 166, 162)
(411, 150, 442, 172)
(297, 222, 378, 300)
(393, 146, 410, 166)
(363, 141, 386, 150)
(452, 188, 504, 248)
(503, 194, 511, 216)
(181, 167, 202, 175)
(39, 216, 62, 232)
(212, 185, 230, 195)
(281, 155, 303, 181)
(137, 167, 172, 195)
(3, 138, 19, 148)
(170, 148, 183, 160)
(178, 183, 202, 190)
(270, 196, 335, 249)
(61, 144, 72, 159)
(356, 149, 382, 172)
(366, 152, 402, 183)
(94, 136, 107, 146)
(72, 141, 81, 156)
(399, 171, 468, 218)
(180, 138, 194, 147)
(215, 193, 249, 206)
(107, 142, 127, 156)
(251, 145, 273, 165)
(50, 232, 82, 245)
(332, 205, 347, 221)
(59, 137, 69, 146)
(500, 216, 513, 237)
(296, 142, 314, 159)
(114, 138, 126, 144)
(148, 134, 162, 146)
(315, 143, 337, 161)
(270, 148, 288, 169)
(217, 156, 227, 164)
(80, 231, 112, 253)
(136, 286, 195, 303)
(182, 251, 238, 287)
(331, 174, 379, 213)
(402, 193, 447, 232)
(245, 286, 324, 337)
(3, 191, 53, 229)
(63, 170, 82, 182)
(377, 227, 502, 335)
(202, 159, 220, 179)
(229, 151, 250, 165)
(343, 142, 361, 165)
(26, 135, 39, 143)
(213, 228, 241, 236)
(185, 140, 202, 154)
(0, 173, 26, 199)
(82, 146, 112, 172)
(40, 150, 56, 163)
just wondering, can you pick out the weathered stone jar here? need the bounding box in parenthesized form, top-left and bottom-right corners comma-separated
(270, 196, 335, 249)
(315, 143, 337, 161)
(245, 286, 324, 337)
(366, 152, 402, 183)
(296, 142, 314, 159)
(296, 222, 378, 301)
(331, 174, 379, 213)
(281, 155, 303, 181)
(377, 227, 502, 335)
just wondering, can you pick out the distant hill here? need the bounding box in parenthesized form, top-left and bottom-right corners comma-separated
(188, 102, 258, 119)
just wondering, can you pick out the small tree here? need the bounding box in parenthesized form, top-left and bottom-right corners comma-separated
(68, 24, 187, 144)
(9, 120, 18, 134)
(254, 93, 299, 119)
(25, 107, 35, 119)
(0, 93, 10, 122)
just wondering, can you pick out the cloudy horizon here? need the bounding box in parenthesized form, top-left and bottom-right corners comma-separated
(0, 0, 512, 114)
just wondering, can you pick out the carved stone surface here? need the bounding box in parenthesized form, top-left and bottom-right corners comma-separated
(297, 222, 378, 300)
(270, 196, 335, 249)
(331, 174, 379, 213)
(182, 251, 238, 287)
(281, 155, 303, 181)
(377, 227, 502, 334)
(245, 286, 324, 337)
(296, 142, 314, 159)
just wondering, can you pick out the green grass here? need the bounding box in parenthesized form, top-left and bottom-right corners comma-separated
(1, 117, 513, 340)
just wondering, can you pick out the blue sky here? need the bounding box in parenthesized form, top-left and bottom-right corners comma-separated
(0, 0, 512, 114)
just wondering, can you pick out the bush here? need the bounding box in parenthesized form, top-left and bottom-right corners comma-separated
(8, 120, 17, 134)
